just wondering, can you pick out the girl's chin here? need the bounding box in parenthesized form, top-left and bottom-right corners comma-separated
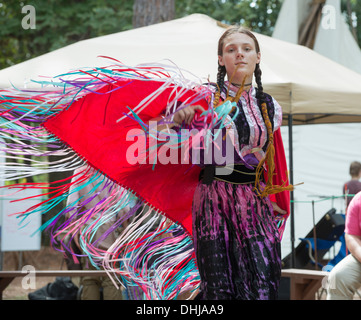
(227, 71, 251, 83)
(227, 76, 250, 84)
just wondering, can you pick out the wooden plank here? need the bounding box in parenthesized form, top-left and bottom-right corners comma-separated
(290, 278, 322, 300)
(282, 268, 327, 300)
(0, 270, 109, 277)
(0, 278, 14, 300)
(302, 279, 323, 300)
(282, 268, 328, 279)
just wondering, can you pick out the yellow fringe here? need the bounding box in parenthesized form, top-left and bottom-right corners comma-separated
(253, 102, 294, 198)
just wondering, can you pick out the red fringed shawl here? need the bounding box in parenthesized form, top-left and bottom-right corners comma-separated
(43, 78, 290, 236)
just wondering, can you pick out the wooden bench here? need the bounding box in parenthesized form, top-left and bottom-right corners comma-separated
(1, 268, 328, 300)
(281, 268, 328, 300)
(0, 269, 109, 300)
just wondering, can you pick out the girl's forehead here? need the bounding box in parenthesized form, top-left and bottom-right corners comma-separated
(223, 33, 255, 47)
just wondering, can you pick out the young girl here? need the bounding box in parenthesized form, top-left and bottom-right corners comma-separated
(173, 27, 290, 300)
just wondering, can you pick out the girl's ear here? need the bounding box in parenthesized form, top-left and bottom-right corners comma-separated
(218, 55, 225, 67)
(256, 52, 261, 64)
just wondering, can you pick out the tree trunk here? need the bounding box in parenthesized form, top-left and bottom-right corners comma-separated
(133, 0, 175, 28)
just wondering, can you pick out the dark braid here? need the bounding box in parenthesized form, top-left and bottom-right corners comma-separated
(213, 64, 226, 108)
(216, 64, 226, 90)
(254, 63, 264, 103)
(253, 61, 293, 197)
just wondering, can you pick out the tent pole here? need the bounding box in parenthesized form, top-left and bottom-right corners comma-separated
(288, 114, 295, 268)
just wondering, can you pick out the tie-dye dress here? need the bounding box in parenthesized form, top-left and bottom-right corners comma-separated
(192, 82, 284, 300)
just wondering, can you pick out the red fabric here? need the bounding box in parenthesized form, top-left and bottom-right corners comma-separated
(269, 128, 291, 218)
(43, 79, 208, 236)
(43, 78, 290, 236)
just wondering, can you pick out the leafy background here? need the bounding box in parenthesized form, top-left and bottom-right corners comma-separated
(1, 0, 360, 70)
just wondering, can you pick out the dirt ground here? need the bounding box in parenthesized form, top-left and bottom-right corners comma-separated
(2, 247, 360, 300)
(2, 246, 73, 300)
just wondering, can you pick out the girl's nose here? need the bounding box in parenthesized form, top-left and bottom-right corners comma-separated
(236, 49, 244, 58)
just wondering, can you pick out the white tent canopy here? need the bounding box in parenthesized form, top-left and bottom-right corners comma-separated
(1, 13, 361, 125)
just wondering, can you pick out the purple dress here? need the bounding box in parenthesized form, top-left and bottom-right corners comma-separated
(192, 83, 283, 300)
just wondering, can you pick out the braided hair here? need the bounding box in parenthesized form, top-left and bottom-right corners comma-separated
(215, 26, 293, 197)
(213, 64, 226, 109)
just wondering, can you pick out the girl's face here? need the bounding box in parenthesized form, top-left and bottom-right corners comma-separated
(218, 32, 261, 85)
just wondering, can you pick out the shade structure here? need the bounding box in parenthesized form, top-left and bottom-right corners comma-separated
(1, 13, 361, 125)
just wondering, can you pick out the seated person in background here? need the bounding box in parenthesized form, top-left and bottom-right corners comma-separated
(326, 192, 361, 300)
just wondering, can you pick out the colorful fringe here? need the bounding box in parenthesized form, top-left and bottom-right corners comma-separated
(0, 58, 238, 299)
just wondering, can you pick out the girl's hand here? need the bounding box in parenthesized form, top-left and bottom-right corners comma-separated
(271, 201, 287, 215)
(173, 105, 206, 125)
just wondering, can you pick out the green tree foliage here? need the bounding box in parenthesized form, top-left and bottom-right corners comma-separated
(0, 0, 360, 69)
(341, 0, 361, 45)
(175, 0, 282, 35)
(0, 0, 133, 69)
